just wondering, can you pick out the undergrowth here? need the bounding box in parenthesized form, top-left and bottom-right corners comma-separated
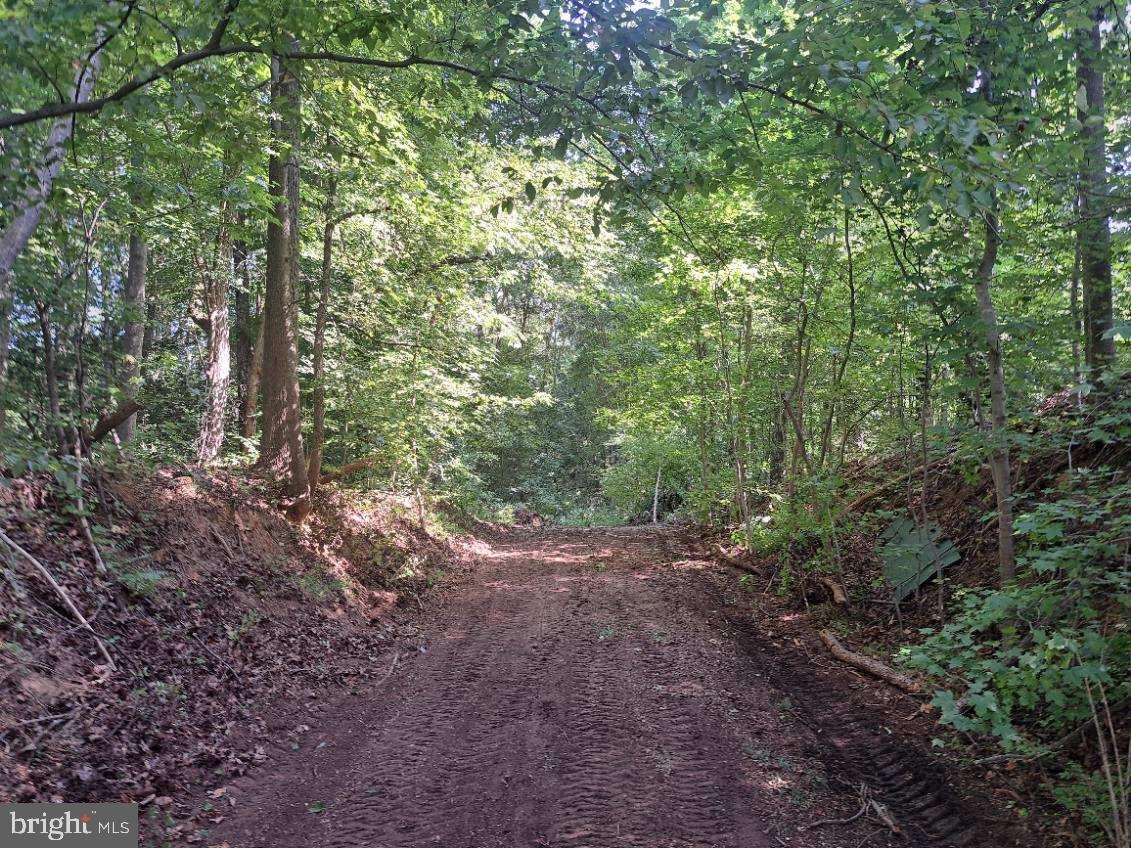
(729, 397, 1131, 844)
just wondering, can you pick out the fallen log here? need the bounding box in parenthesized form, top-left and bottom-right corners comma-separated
(818, 629, 919, 693)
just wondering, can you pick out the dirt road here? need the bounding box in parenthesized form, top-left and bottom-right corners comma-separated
(210, 526, 978, 848)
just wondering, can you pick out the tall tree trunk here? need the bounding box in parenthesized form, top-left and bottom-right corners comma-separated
(1070, 196, 1083, 406)
(307, 177, 337, 493)
(197, 215, 232, 465)
(0, 47, 103, 432)
(118, 208, 148, 442)
(972, 210, 1017, 582)
(233, 232, 253, 426)
(818, 203, 858, 469)
(259, 50, 309, 520)
(35, 299, 65, 451)
(1076, 7, 1115, 381)
(242, 305, 264, 438)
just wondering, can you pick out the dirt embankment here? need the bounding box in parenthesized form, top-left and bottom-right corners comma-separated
(0, 467, 474, 843)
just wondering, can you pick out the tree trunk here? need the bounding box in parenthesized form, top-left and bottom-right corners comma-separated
(307, 177, 337, 493)
(242, 304, 264, 438)
(117, 227, 147, 442)
(233, 234, 253, 427)
(1070, 195, 1083, 407)
(258, 50, 309, 520)
(197, 216, 232, 465)
(972, 210, 1017, 582)
(818, 202, 857, 469)
(35, 299, 65, 451)
(0, 46, 103, 432)
(1076, 8, 1115, 382)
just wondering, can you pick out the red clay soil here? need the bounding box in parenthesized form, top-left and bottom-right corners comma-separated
(203, 526, 1006, 848)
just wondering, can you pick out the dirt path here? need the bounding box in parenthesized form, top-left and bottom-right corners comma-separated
(209, 526, 975, 848)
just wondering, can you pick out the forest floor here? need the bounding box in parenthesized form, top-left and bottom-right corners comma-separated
(204, 525, 1013, 848)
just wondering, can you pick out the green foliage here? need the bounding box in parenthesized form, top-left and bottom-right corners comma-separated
(904, 468, 1130, 748)
(113, 563, 167, 598)
(294, 566, 347, 602)
(734, 503, 810, 558)
(1052, 761, 1126, 842)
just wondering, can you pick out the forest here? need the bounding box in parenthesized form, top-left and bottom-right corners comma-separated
(0, 0, 1128, 845)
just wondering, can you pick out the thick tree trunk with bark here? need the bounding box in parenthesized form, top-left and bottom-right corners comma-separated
(0, 47, 102, 431)
(258, 51, 309, 520)
(972, 211, 1016, 582)
(197, 217, 232, 465)
(1076, 8, 1115, 381)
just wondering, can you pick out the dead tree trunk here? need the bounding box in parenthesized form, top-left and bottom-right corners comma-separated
(651, 466, 662, 524)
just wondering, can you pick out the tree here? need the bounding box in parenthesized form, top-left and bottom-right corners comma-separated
(197, 202, 233, 465)
(258, 51, 309, 519)
(0, 44, 103, 432)
(1075, 3, 1116, 381)
(118, 154, 148, 442)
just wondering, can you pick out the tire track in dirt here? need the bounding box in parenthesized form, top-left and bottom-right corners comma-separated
(712, 591, 983, 848)
(209, 526, 978, 848)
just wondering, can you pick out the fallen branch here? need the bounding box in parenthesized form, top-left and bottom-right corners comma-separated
(819, 630, 919, 693)
(713, 544, 759, 575)
(801, 784, 870, 829)
(0, 529, 115, 669)
(868, 800, 902, 834)
(376, 650, 400, 687)
(209, 525, 236, 561)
